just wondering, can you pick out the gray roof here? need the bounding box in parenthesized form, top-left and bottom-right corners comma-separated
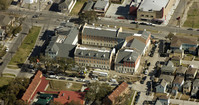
(0, 15, 14, 26)
(160, 79, 167, 87)
(193, 79, 199, 87)
(0, 29, 4, 34)
(183, 81, 192, 88)
(74, 45, 112, 60)
(176, 67, 187, 74)
(138, 0, 169, 11)
(83, 0, 94, 11)
(83, 26, 118, 38)
(59, 0, 73, 8)
(138, 30, 151, 40)
(117, 32, 133, 39)
(161, 61, 176, 73)
(115, 49, 139, 64)
(129, 38, 145, 54)
(159, 74, 174, 84)
(173, 76, 184, 84)
(94, 0, 109, 10)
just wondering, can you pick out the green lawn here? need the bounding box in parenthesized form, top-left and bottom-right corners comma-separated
(0, 77, 14, 88)
(47, 80, 83, 91)
(183, 2, 199, 28)
(8, 26, 41, 69)
(128, 90, 136, 105)
(70, 0, 87, 15)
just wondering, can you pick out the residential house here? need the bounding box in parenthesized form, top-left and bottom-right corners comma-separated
(159, 74, 174, 89)
(185, 67, 197, 81)
(0, 29, 5, 40)
(0, 14, 15, 30)
(170, 56, 181, 67)
(45, 22, 79, 59)
(156, 79, 168, 93)
(58, 0, 76, 13)
(176, 66, 187, 76)
(169, 49, 184, 58)
(82, 0, 94, 13)
(103, 82, 129, 105)
(191, 79, 199, 97)
(114, 48, 141, 73)
(161, 61, 176, 75)
(170, 35, 198, 55)
(54, 91, 85, 105)
(155, 95, 170, 105)
(22, 71, 49, 103)
(93, 0, 109, 16)
(74, 45, 115, 70)
(183, 81, 192, 95)
(172, 76, 184, 94)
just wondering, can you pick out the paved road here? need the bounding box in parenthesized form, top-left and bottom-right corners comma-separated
(170, 99, 199, 105)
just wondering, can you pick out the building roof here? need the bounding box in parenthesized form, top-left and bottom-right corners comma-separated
(74, 45, 112, 60)
(159, 74, 174, 84)
(59, 0, 73, 9)
(183, 81, 192, 88)
(107, 82, 128, 102)
(83, 0, 94, 11)
(115, 48, 140, 64)
(83, 25, 118, 38)
(138, 0, 169, 11)
(176, 66, 187, 74)
(54, 91, 85, 105)
(161, 61, 176, 73)
(126, 38, 146, 54)
(160, 79, 167, 87)
(171, 56, 181, 61)
(94, 0, 109, 10)
(170, 35, 198, 48)
(118, 32, 133, 39)
(186, 67, 197, 75)
(22, 71, 49, 103)
(193, 79, 199, 87)
(173, 76, 184, 85)
(0, 14, 14, 26)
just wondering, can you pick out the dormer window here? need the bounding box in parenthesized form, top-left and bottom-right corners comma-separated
(101, 54, 105, 58)
(128, 57, 131, 61)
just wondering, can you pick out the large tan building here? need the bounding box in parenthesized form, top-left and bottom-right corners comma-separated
(137, 0, 175, 23)
(74, 44, 115, 70)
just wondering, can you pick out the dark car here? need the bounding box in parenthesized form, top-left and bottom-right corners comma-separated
(142, 76, 147, 81)
(111, 84, 118, 86)
(140, 22, 148, 25)
(187, 28, 193, 30)
(59, 77, 66, 80)
(131, 21, 138, 24)
(67, 78, 74, 81)
(140, 80, 144, 84)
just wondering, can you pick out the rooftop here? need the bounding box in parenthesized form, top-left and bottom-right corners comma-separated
(159, 74, 174, 84)
(94, 0, 109, 10)
(0, 14, 14, 26)
(186, 67, 197, 75)
(138, 0, 169, 11)
(170, 35, 198, 48)
(176, 66, 187, 74)
(173, 76, 184, 84)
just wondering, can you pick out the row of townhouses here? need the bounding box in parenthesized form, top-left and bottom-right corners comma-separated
(45, 22, 151, 73)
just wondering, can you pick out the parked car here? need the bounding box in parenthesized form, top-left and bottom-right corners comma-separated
(49, 75, 58, 79)
(76, 79, 85, 82)
(67, 78, 74, 81)
(59, 77, 66, 80)
(111, 84, 118, 86)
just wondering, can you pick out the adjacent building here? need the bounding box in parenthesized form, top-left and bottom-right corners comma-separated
(185, 67, 197, 81)
(172, 76, 184, 93)
(45, 22, 79, 59)
(74, 45, 115, 70)
(161, 61, 176, 75)
(94, 0, 109, 14)
(58, 0, 77, 13)
(137, 0, 175, 23)
(191, 79, 199, 97)
(183, 81, 192, 95)
(156, 79, 168, 93)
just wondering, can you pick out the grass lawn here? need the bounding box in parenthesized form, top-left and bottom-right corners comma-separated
(0, 77, 14, 88)
(183, 2, 199, 28)
(154, 93, 167, 97)
(47, 80, 83, 91)
(128, 90, 136, 105)
(70, 0, 87, 16)
(180, 94, 190, 100)
(8, 26, 41, 69)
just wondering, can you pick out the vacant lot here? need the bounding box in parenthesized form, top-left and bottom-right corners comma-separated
(183, 2, 199, 28)
(0, 77, 13, 88)
(47, 80, 83, 91)
(70, 0, 87, 15)
(8, 26, 41, 69)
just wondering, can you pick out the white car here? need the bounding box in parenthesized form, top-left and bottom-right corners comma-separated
(6, 48, 9, 52)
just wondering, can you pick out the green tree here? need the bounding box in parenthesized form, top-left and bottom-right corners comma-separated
(79, 11, 98, 24)
(12, 25, 22, 35)
(165, 32, 174, 40)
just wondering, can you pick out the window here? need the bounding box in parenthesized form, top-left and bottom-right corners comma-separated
(151, 16, 153, 18)
(146, 15, 149, 17)
(141, 15, 144, 17)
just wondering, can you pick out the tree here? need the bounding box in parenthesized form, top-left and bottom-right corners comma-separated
(79, 11, 98, 24)
(12, 25, 22, 35)
(165, 32, 174, 40)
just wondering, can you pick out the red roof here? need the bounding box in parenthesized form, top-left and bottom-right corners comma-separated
(22, 71, 49, 103)
(108, 82, 128, 102)
(54, 91, 85, 105)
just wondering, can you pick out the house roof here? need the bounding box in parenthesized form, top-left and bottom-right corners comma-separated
(161, 61, 176, 73)
(158, 95, 169, 100)
(171, 56, 181, 61)
(107, 82, 128, 103)
(160, 79, 167, 87)
(22, 71, 49, 103)
(59, 0, 73, 9)
(193, 79, 199, 87)
(54, 91, 85, 105)
(115, 48, 140, 64)
(0, 14, 14, 26)
(83, 0, 94, 11)
(128, 38, 146, 54)
(176, 66, 187, 74)
(159, 74, 174, 84)
(173, 76, 184, 85)
(138, 0, 169, 11)
(94, 0, 109, 10)
(183, 81, 192, 88)
(186, 67, 197, 75)
(170, 35, 198, 48)
(83, 25, 118, 38)
(74, 45, 112, 60)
